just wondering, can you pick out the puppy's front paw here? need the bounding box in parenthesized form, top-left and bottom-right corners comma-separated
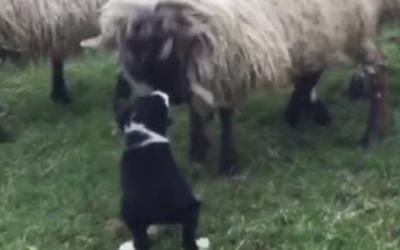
(196, 237, 210, 250)
(147, 225, 165, 237)
(118, 240, 135, 250)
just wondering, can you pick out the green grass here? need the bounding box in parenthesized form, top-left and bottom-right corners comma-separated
(2, 27, 400, 250)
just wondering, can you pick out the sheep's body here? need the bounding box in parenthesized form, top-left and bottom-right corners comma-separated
(81, 0, 158, 50)
(0, 0, 113, 142)
(154, 0, 391, 112)
(85, 0, 398, 175)
(86, 0, 397, 108)
(0, 0, 106, 60)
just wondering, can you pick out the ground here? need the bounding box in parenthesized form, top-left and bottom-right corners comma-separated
(1, 26, 400, 250)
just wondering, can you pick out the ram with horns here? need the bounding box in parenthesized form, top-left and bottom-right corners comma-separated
(83, 0, 396, 176)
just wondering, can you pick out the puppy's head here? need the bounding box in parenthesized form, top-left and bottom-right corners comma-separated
(115, 90, 172, 136)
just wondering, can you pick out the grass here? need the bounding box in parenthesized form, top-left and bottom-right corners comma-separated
(2, 27, 400, 250)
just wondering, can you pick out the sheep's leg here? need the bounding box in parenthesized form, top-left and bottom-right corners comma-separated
(358, 40, 388, 147)
(285, 69, 331, 127)
(0, 106, 10, 142)
(218, 107, 236, 176)
(0, 122, 9, 143)
(189, 106, 210, 163)
(348, 65, 370, 101)
(50, 57, 71, 104)
(359, 64, 387, 147)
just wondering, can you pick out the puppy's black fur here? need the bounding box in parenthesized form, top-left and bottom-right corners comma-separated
(115, 92, 200, 250)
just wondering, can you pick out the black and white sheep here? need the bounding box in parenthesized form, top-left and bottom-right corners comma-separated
(85, 0, 397, 176)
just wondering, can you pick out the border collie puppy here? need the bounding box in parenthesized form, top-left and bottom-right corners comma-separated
(115, 90, 201, 250)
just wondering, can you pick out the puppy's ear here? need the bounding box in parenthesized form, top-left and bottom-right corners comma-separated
(113, 99, 133, 131)
(152, 90, 170, 108)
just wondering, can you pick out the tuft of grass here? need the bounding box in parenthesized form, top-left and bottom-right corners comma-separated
(2, 27, 400, 250)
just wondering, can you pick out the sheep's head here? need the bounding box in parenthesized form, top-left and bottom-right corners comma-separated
(119, 2, 209, 105)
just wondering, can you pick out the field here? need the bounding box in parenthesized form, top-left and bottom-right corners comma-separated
(2, 26, 400, 250)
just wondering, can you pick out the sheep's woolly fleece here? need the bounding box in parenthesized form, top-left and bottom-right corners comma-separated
(86, 0, 400, 109)
(0, 0, 107, 60)
(80, 0, 159, 50)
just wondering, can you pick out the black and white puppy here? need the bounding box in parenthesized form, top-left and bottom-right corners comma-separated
(115, 90, 201, 250)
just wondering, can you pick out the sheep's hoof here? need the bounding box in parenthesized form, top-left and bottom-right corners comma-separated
(218, 157, 236, 177)
(51, 91, 72, 104)
(313, 100, 332, 126)
(190, 149, 208, 163)
(358, 136, 370, 148)
(218, 165, 236, 177)
(0, 126, 11, 143)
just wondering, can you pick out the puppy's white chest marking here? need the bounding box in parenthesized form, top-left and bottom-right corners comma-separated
(124, 121, 168, 148)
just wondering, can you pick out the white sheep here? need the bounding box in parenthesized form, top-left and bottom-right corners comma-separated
(0, 0, 118, 141)
(84, 0, 396, 176)
(0, 0, 112, 104)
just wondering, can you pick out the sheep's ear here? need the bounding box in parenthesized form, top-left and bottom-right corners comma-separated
(185, 23, 208, 38)
(157, 2, 209, 40)
(158, 37, 174, 60)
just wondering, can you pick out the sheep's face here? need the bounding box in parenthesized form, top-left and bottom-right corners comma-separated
(120, 5, 208, 105)
(115, 90, 173, 136)
(120, 15, 190, 105)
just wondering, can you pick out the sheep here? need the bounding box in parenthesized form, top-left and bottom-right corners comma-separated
(84, 0, 395, 176)
(114, 90, 202, 250)
(0, 0, 126, 142)
(0, 0, 114, 104)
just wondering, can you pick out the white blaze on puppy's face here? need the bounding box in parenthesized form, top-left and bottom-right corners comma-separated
(152, 90, 170, 108)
